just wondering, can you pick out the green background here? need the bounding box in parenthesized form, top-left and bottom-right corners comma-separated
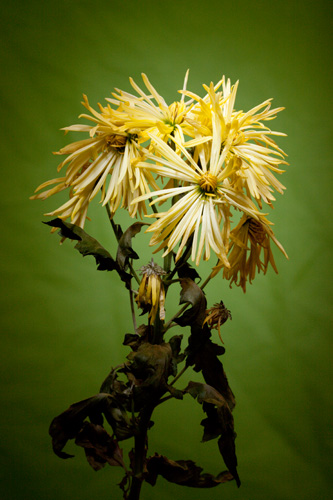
(1, 1, 332, 499)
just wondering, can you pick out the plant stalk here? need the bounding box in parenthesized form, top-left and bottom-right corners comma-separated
(105, 204, 140, 285)
(127, 405, 154, 500)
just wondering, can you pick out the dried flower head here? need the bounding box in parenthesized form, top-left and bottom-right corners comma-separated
(203, 301, 232, 343)
(135, 259, 166, 324)
(222, 215, 288, 292)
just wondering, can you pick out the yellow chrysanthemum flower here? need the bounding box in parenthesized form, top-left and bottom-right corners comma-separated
(133, 117, 265, 266)
(183, 77, 288, 206)
(135, 260, 166, 324)
(108, 72, 193, 147)
(219, 215, 288, 292)
(31, 95, 158, 227)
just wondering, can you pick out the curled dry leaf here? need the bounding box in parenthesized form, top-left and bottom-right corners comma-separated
(75, 421, 126, 471)
(184, 381, 240, 487)
(126, 343, 173, 408)
(44, 218, 116, 271)
(43, 218, 145, 288)
(122, 325, 153, 351)
(145, 453, 234, 488)
(176, 260, 201, 282)
(116, 222, 148, 271)
(99, 367, 129, 397)
(49, 392, 135, 461)
(168, 334, 185, 377)
(49, 394, 111, 459)
(185, 324, 236, 410)
(175, 278, 207, 327)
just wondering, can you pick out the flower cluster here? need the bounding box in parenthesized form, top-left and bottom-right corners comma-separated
(31, 72, 288, 290)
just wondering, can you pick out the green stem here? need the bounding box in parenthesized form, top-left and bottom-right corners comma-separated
(129, 266, 140, 286)
(105, 204, 121, 242)
(163, 251, 172, 274)
(169, 365, 188, 386)
(105, 204, 140, 285)
(166, 234, 194, 282)
(129, 281, 137, 333)
(149, 198, 158, 214)
(155, 394, 173, 406)
(200, 271, 213, 290)
(199, 259, 220, 290)
(127, 405, 154, 500)
(163, 303, 189, 332)
(152, 315, 164, 345)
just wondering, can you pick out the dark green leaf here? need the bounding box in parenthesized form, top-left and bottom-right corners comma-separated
(44, 218, 138, 288)
(43, 219, 116, 271)
(105, 405, 135, 441)
(127, 343, 172, 387)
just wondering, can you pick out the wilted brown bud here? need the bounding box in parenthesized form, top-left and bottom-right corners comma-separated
(135, 259, 166, 324)
(203, 301, 232, 343)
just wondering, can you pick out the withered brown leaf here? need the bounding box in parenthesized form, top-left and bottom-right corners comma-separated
(116, 222, 148, 271)
(176, 260, 201, 281)
(185, 324, 236, 411)
(75, 421, 125, 471)
(44, 219, 116, 271)
(49, 392, 135, 460)
(184, 381, 240, 487)
(49, 393, 111, 459)
(175, 278, 207, 327)
(146, 453, 234, 487)
(125, 342, 173, 409)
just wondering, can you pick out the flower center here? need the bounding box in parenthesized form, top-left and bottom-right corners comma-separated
(199, 172, 218, 194)
(105, 134, 127, 151)
(165, 102, 186, 127)
(139, 259, 166, 277)
(248, 219, 266, 244)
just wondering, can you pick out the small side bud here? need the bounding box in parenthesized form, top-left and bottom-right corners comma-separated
(135, 259, 166, 324)
(203, 301, 232, 343)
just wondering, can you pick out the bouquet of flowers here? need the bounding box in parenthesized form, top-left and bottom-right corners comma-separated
(31, 71, 287, 499)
